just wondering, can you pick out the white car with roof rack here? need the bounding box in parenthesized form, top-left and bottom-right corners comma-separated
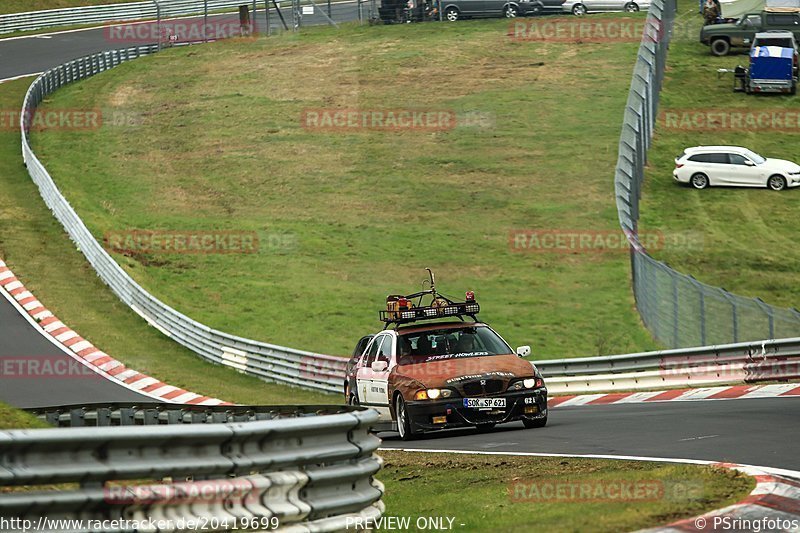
(673, 146, 800, 190)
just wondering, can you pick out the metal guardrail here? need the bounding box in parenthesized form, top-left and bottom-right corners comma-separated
(0, 405, 383, 532)
(0, 0, 262, 35)
(538, 336, 800, 393)
(614, 0, 800, 348)
(21, 46, 347, 394)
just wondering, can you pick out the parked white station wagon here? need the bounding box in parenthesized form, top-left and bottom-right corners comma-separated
(673, 146, 800, 191)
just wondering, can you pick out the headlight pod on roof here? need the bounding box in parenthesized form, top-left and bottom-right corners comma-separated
(414, 388, 454, 400)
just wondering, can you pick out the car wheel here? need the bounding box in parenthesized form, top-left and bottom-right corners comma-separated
(768, 175, 787, 191)
(395, 395, 417, 441)
(572, 3, 587, 15)
(347, 392, 359, 406)
(523, 416, 547, 428)
(711, 38, 730, 56)
(445, 6, 459, 21)
(690, 173, 709, 190)
(476, 423, 496, 433)
(529, 2, 543, 15)
(624, 2, 639, 11)
(504, 4, 519, 17)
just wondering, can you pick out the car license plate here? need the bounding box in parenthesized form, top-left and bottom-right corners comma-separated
(463, 398, 506, 410)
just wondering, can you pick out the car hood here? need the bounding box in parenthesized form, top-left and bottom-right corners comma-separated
(700, 23, 739, 35)
(763, 158, 800, 172)
(391, 354, 537, 391)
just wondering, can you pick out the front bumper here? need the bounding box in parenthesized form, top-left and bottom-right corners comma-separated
(405, 388, 548, 432)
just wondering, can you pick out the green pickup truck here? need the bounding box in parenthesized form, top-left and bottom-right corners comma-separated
(701, 11, 800, 56)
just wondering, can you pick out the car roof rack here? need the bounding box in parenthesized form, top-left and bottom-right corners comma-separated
(379, 269, 480, 328)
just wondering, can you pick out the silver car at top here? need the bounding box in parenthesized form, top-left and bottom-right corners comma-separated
(562, 0, 649, 15)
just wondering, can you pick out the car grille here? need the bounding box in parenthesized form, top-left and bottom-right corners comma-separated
(461, 379, 504, 396)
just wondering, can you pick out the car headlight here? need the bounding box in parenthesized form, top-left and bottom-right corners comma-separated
(414, 388, 453, 400)
(789, 171, 800, 175)
(510, 378, 545, 390)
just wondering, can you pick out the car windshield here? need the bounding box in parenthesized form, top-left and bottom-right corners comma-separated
(743, 149, 766, 164)
(396, 325, 512, 365)
(756, 37, 794, 48)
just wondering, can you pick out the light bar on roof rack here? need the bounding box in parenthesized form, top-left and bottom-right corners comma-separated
(380, 300, 480, 324)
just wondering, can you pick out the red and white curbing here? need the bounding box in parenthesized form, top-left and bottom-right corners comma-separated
(642, 463, 800, 532)
(549, 383, 800, 409)
(0, 258, 229, 406)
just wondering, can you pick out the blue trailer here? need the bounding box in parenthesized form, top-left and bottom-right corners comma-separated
(744, 32, 798, 94)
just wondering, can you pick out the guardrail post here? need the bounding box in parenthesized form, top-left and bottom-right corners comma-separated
(722, 289, 739, 343)
(755, 298, 775, 340)
(204, 0, 208, 42)
(152, 0, 161, 51)
(671, 271, 679, 347)
(688, 276, 706, 346)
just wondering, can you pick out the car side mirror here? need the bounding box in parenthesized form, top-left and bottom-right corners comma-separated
(745, 160, 755, 166)
(516, 345, 531, 357)
(371, 360, 388, 372)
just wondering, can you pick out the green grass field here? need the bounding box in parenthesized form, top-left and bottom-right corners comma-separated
(380, 451, 752, 532)
(0, 402, 50, 429)
(30, 18, 660, 359)
(0, 78, 332, 406)
(0, 1, 133, 15)
(639, 2, 800, 308)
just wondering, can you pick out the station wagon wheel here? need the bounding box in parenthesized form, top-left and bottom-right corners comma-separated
(768, 175, 787, 191)
(624, 1, 639, 11)
(395, 395, 417, 441)
(690, 173, 709, 190)
(445, 6, 459, 21)
(504, 4, 519, 17)
(572, 3, 586, 15)
(711, 38, 730, 56)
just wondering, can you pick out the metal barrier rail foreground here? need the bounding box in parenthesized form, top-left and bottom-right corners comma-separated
(0, 405, 383, 532)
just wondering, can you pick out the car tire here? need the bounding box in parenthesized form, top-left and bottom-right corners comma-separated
(523, 416, 547, 428)
(711, 38, 730, 56)
(347, 392, 360, 406)
(504, 4, 519, 17)
(476, 423, 496, 432)
(572, 3, 587, 15)
(395, 395, 418, 441)
(529, 2, 543, 15)
(445, 6, 459, 21)
(768, 175, 787, 191)
(690, 173, 709, 190)
(624, 2, 639, 11)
